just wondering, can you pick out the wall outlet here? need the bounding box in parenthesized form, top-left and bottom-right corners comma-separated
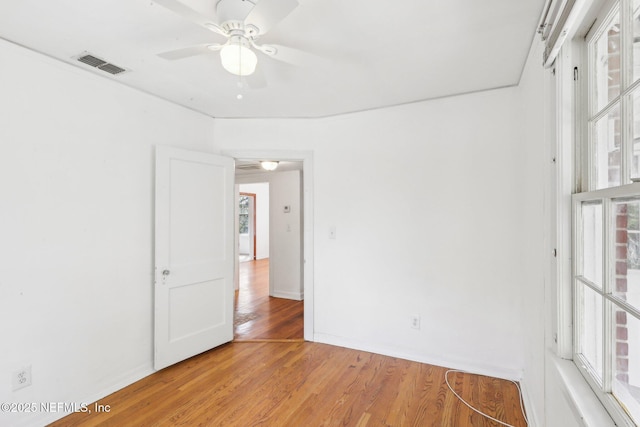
(12, 366, 32, 391)
(409, 315, 421, 330)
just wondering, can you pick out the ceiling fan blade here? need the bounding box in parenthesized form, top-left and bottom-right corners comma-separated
(244, 0, 299, 35)
(158, 44, 221, 60)
(153, 0, 226, 36)
(245, 65, 267, 89)
(257, 44, 316, 67)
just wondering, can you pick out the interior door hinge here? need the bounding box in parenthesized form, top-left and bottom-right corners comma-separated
(552, 248, 558, 257)
(574, 67, 578, 81)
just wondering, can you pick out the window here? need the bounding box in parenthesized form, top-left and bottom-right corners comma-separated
(574, 1, 640, 424)
(574, 194, 640, 424)
(239, 195, 249, 234)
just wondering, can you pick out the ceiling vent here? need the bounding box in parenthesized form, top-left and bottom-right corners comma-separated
(97, 63, 126, 75)
(76, 53, 127, 75)
(235, 162, 262, 171)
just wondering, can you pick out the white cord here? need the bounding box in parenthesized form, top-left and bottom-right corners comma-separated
(444, 369, 529, 427)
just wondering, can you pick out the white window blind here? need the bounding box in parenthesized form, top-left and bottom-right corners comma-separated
(539, 0, 582, 67)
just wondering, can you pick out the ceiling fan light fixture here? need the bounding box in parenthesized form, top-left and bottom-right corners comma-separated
(260, 161, 279, 171)
(220, 37, 257, 76)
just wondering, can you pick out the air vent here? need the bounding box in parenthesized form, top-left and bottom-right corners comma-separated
(97, 63, 126, 75)
(236, 163, 262, 171)
(77, 54, 107, 68)
(76, 53, 128, 76)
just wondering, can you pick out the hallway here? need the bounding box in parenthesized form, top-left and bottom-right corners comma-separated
(234, 259, 304, 341)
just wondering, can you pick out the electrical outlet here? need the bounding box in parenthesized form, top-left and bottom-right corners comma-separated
(12, 366, 32, 391)
(409, 315, 421, 330)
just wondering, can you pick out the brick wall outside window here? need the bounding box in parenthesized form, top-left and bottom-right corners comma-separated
(615, 204, 630, 384)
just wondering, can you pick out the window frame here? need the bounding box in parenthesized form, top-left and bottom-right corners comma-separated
(573, 187, 640, 427)
(572, 0, 640, 424)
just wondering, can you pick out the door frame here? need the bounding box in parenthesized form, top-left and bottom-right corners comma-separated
(223, 149, 314, 342)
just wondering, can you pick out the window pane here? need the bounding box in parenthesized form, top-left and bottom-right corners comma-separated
(239, 196, 249, 234)
(239, 196, 249, 214)
(632, 90, 640, 179)
(594, 14, 621, 112)
(239, 214, 248, 234)
(612, 308, 640, 424)
(594, 104, 621, 189)
(633, 0, 640, 83)
(582, 202, 603, 287)
(613, 199, 640, 311)
(579, 284, 604, 380)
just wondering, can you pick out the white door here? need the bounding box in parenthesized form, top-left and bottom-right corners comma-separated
(154, 146, 234, 371)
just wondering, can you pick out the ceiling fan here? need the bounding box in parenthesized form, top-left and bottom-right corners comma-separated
(154, 0, 306, 81)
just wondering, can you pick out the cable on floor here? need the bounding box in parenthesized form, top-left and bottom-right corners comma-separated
(444, 369, 529, 427)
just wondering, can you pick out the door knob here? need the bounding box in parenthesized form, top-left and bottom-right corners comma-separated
(162, 269, 171, 276)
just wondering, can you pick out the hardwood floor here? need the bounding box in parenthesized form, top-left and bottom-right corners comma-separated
(49, 260, 527, 426)
(49, 342, 527, 427)
(234, 258, 304, 341)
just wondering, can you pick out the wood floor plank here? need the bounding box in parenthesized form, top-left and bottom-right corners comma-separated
(49, 343, 528, 427)
(235, 259, 304, 341)
(49, 261, 526, 427)
(266, 344, 359, 425)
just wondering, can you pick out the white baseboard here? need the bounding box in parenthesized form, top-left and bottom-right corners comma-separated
(16, 363, 154, 427)
(271, 290, 303, 301)
(519, 377, 540, 427)
(314, 332, 523, 381)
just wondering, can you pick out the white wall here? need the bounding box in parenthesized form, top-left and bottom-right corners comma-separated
(239, 233, 251, 255)
(269, 170, 303, 300)
(238, 182, 270, 259)
(0, 39, 215, 426)
(517, 37, 549, 425)
(213, 87, 526, 379)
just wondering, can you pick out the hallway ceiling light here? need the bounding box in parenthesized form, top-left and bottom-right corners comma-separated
(260, 161, 279, 171)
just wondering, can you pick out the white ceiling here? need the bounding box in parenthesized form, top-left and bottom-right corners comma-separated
(0, 0, 545, 118)
(236, 159, 302, 175)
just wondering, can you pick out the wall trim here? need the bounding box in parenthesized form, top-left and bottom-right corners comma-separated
(519, 377, 541, 427)
(271, 290, 303, 301)
(18, 363, 154, 427)
(314, 332, 523, 382)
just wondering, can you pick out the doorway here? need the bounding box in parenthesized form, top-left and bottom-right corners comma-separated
(238, 192, 256, 262)
(232, 157, 308, 341)
(224, 149, 314, 342)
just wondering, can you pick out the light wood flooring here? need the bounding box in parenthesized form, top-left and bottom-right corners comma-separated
(49, 342, 527, 426)
(49, 259, 528, 426)
(235, 258, 303, 341)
